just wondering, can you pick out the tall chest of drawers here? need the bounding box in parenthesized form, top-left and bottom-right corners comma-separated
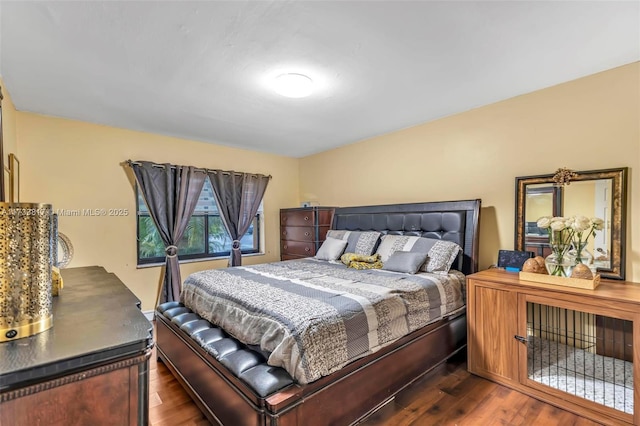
(280, 207, 335, 260)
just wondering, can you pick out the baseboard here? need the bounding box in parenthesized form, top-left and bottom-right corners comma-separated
(143, 310, 155, 321)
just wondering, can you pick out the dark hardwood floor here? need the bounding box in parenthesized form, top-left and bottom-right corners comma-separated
(148, 348, 601, 426)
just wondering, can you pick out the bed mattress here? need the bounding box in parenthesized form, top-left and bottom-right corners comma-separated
(181, 258, 465, 384)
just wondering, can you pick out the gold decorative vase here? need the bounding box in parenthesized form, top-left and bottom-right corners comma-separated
(0, 202, 54, 341)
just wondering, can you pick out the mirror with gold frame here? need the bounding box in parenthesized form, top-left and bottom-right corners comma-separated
(515, 167, 628, 280)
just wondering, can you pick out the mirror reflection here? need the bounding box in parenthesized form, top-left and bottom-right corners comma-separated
(516, 168, 627, 280)
(524, 185, 556, 257)
(564, 179, 613, 270)
(524, 180, 613, 271)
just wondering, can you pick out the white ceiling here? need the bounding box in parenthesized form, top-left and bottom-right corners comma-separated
(1, 1, 638, 158)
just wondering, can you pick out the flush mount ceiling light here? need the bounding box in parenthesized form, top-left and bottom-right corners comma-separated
(273, 73, 314, 98)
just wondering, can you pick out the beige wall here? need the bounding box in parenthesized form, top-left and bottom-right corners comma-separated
(8, 62, 640, 311)
(524, 189, 553, 223)
(1, 78, 18, 176)
(17, 113, 299, 310)
(564, 181, 598, 253)
(564, 181, 597, 219)
(299, 62, 640, 282)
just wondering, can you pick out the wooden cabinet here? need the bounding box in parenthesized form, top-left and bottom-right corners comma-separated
(0, 266, 153, 426)
(467, 269, 640, 425)
(468, 285, 518, 382)
(280, 207, 335, 260)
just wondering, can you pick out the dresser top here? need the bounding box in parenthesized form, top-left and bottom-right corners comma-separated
(0, 266, 153, 391)
(469, 269, 640, 304)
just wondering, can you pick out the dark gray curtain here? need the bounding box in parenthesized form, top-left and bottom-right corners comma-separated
(208, 171, 270, 267)
(130, 161, 206, 304)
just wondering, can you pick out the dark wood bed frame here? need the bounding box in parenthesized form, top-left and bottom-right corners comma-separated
(156, 199, 481, 425)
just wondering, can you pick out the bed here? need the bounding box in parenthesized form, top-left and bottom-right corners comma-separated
(155, 199, 481, 425)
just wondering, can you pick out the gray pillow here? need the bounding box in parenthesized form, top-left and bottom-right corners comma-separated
(382, 251, 429, 274)
(326, 230, 381, 256)
(315, 237, 348, 261)
(375, 235, 431, 262)
(375, 235, 462, 274)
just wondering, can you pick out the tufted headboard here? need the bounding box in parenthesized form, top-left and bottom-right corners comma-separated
(333, 199, 481, 275)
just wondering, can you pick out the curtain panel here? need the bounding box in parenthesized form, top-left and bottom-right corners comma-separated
(208, 171, 270, 267)
(129, 160, 206, 304)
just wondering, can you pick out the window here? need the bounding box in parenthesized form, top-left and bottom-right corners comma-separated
(136, 179, 261, 265)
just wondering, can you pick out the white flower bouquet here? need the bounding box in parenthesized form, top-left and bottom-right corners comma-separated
(536, 215, 604, 276)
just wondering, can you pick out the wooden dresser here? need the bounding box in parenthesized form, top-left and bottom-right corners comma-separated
(467, 269, 640, 426)
(280, 207, 335, 260)
(0, 266, 153, 426)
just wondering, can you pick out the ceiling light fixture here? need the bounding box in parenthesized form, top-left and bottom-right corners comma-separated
(273, 73, 314, 98)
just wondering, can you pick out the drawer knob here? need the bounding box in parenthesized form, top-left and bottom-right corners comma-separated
(282, 231, 287, 236)
(305, 247, 310, 252)
(304, 216, 309, 221)
(305, 232, 310, 236)
(283, 245, 288, 249)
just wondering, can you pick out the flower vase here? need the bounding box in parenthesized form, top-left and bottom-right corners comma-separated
(544, 253, 577, 277)
(571, 242, 594, 267)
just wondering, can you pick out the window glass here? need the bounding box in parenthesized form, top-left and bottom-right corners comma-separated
(137, 179, 261, 265)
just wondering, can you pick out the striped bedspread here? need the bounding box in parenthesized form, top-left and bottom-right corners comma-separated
(181, 258, 465, 384)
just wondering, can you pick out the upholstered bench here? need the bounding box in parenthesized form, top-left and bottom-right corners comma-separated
(156, 302, 294, 397)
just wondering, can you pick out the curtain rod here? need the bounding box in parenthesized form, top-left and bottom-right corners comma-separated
(125, 160, 272, 179)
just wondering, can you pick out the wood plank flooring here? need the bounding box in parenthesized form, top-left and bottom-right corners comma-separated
(148, 349, 602, 426)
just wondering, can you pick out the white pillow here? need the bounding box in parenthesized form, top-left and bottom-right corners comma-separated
(315, 237, 348, 261)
